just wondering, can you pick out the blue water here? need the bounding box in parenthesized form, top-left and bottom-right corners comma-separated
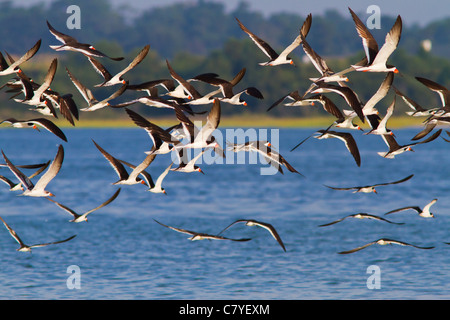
(0, 126, 449, 300)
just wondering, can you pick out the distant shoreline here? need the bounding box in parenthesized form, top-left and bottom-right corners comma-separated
(35, 115, 425, 129)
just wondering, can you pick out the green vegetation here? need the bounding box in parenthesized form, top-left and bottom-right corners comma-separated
(0, 0, 448, 127)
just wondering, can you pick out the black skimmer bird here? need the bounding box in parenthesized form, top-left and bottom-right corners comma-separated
(266, 90, 316, 112)
(1, 145, 64, 197)
(415, 76, 449, 109)
(12, 58, 58, 107)
(218, 219, 286, 252)
(310, 82, 365, 123)
(0, 39, 41, 76)
(173, 99, 223, 154)
(30, 99, 58, 119)
(193, 68, 246, 88)
(0, 216, 76, 252)
(299, 33, 351, 84)
(0, 161, 50, 192)
(117, 158, 173, 195)
(66, 67, 130, 112)
(349, 8, 402, 73)
(43, 92, 79, 126)
(384, 199, 437, 218)
(338, 238, 434, 254)
(0, 74, 34, 102)
(171, 149, 205, 174)
(117, 95, 196, 115)
(319, 213, 404, 227)
(125, 108, 182, 155)
(126, 78, 176, 96)
(164, 62, 226, 106)
(394, 86, 439, 117)
(188, 69, 249, 105)
(147, 162, 173, 194)
(343, 71, 394, 126)
(314, 130, 361, 167)
(324, 174, 414, 194)
(364, 96, 396, 136)
(92, 139, 156, 186)
(1, 60, 78, 126)
(378, 129, 442, 158)
(47, 21, 123, 61)
(165, 59, 206, 101)
(228, 140, 302, 175)
(153, 219, 252, 242)
(217, 87, 263, 106)
(292, 129, 361, 167)
(0, 118, 67, 142)
(114, 155, 173, 195)
(88, 45, 150, 87)
(46, 188, 121, 223)
(412, 116, 450, 141)
(235, 14, 311, 66)
(162, 73, 217, 101)
(191, 69, 263, 106)
(409, 77, 449, 140)
(310, 94, 362, 131)
(0, 175, 24, 192)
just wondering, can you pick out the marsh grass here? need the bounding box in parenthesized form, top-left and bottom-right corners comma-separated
(50, 115, 425, 129)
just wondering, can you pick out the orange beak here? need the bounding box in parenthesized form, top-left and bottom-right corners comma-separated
(243, 102, 247, 106)
(394, 69, 399, 73)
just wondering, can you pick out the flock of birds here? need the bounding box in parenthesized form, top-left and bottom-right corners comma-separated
(0, 7, 449, 254)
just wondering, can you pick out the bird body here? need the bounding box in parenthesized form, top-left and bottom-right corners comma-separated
(325, 174, 414, 194)
(338, 238, 434, 254)
(384, 199, 437, 218)
(0, 216, 75, 252)
(2, 145, 64, 197)
(236, 14, 311, 66)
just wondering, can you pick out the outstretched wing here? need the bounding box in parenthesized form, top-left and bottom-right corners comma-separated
(235, 17, 279, 60)
(373, 174, 414, 187)
(29, 235, 77, 249)
(33, 145, 64, 192)
(338, 241, 377, 254)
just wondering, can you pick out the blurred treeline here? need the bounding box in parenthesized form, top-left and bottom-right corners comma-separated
(0, 0, 448, 122)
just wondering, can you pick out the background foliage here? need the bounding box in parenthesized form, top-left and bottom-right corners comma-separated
(0, 0, 448, 123)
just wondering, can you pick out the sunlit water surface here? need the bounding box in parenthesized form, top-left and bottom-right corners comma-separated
(0, 127, 449, 299)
